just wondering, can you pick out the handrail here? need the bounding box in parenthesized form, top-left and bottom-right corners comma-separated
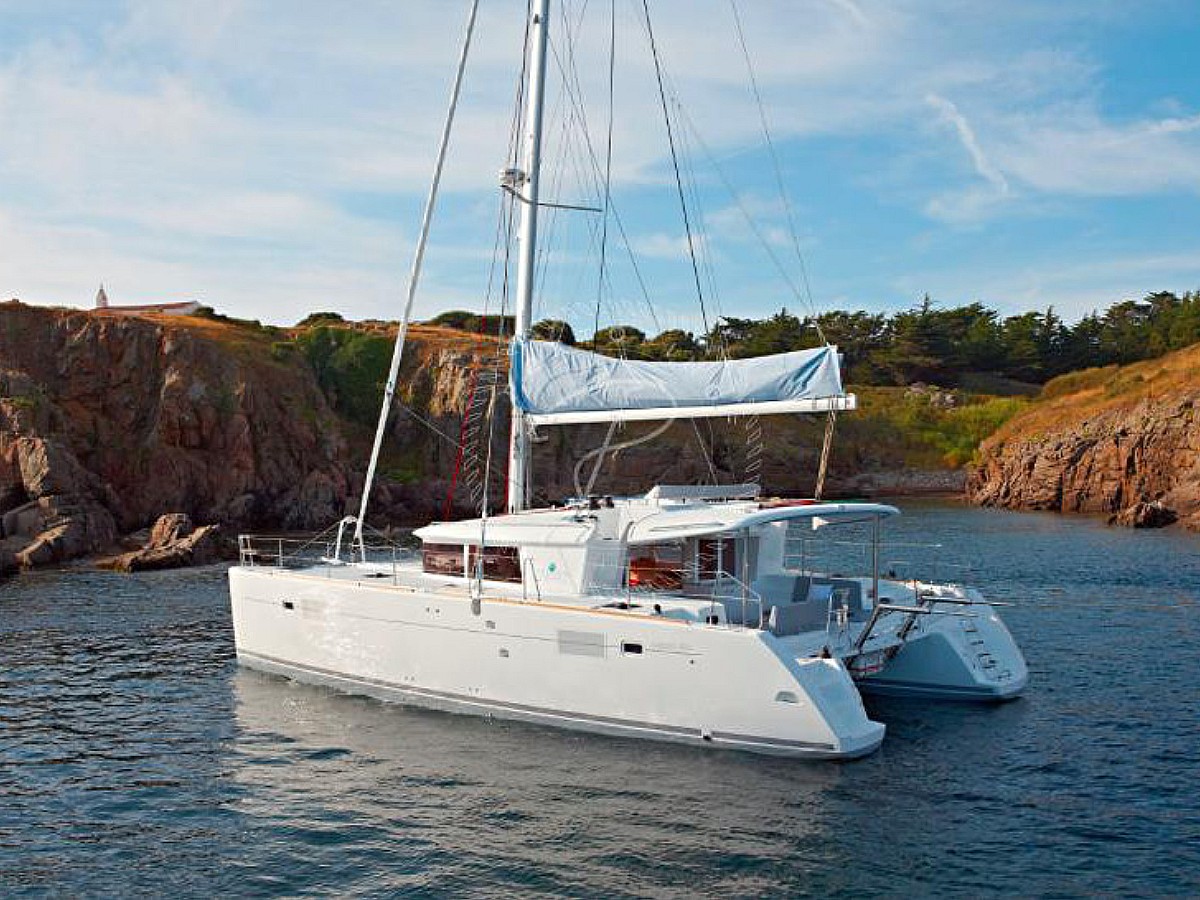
(578, 558, 764, 629)
(237, 533, 412, 574)
(709, 570, 763, 629)
(522, 555, 543, 602)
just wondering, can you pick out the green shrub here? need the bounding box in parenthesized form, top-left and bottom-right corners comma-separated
(193, 305, 280, 335)
(294, 326, 393, 425)
(295, 311, 345, 328)
(428, 310, 516, 335)
(937, 397, 1027, 465)
(270, 341, 296, 362)
(847, 389, 1026, 469)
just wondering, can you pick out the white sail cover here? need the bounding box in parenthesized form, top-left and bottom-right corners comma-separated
(512, 339, 854, 425)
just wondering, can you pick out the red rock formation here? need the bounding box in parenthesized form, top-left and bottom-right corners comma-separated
(0, 301, 351, 565)
(968, 349, 1200, 529)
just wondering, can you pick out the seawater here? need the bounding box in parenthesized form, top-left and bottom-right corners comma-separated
(2, 503, 1198, 898)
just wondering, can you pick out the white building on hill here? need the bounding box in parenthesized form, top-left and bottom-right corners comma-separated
(94, 284, 202, 317)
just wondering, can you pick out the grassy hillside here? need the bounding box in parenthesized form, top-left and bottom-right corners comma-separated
(985, 340, 1200, 446)
(847, 389, 1027, 468)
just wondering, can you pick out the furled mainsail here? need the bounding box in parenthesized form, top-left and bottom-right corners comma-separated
(511, 339, 855, 425)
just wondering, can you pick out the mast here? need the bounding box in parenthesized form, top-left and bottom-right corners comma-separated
(507, 0, 551, 514)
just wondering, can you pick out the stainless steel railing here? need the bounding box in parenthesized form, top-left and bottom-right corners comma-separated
(237, 534, 414, 578)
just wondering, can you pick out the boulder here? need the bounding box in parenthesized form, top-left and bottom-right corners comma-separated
(99, 514, 232, 572)
(1108, 501, 1178, 529)
(14, 437, 97, 499)
(14, 505, 118, 567)
(148, 512, 194, 548)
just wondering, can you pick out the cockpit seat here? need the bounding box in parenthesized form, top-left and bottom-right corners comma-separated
(752, 574, 809, 605)
(747, 574, 866, 636)
(766, 600, 828, 636)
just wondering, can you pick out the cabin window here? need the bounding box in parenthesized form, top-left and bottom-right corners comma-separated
(468, 545, 522, 583)
(698, 537, 737, 580)
(422, 543, 464, 576)
(628, 543, 683, 590)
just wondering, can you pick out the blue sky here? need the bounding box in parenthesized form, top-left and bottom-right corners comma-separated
(1, 0, 1198, 335)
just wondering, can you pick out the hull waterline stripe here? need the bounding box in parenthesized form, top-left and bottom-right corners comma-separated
(238, 650, 837, 752)
(709, 730, 841, 752)
(858, 676, 1021, 698)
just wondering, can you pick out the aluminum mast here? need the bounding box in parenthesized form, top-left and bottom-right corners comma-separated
(507, 0, 551, 513)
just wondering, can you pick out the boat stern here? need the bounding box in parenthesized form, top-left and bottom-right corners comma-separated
(859, 602, 1028, 701)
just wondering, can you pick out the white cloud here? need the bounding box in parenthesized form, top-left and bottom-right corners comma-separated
(995, 111, 1200, 196)
(631, 232, 705, 260)
(704, 195, 792, 245)
(0, 0, 1194, 328)
(826, 0, 871, 28)
(925, 94, 1010, 194)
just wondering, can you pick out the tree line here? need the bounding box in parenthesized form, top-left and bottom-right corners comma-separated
(425, 290, 1200, 388)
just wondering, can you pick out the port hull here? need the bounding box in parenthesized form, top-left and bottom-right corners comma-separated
(230, 566, 885, 760)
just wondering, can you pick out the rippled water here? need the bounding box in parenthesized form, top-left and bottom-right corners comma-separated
(2, 503, 1198, 897)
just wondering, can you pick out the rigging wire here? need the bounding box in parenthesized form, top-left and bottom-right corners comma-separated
(670, 103, 819, 327)
(672, 99, 722, 332)
(450, 8, 532, 518)
(573, 419, 674, 497)
(547, 4, 632, 332)
(728, 0, 825, 344)
(594, 0, 617, 342)
(489, 12, 533, 515)
(635, 0, 727, 483)
(639, 0, 710, 333)
(727, 2, 840, 489)
(733, 0, 841, 494)
(532, 48, 572, 310)
(541, 17, 660, 334)
(535, 0, 602, 323)
(545, 25, 609, 326)
(813, 410, 838, 500)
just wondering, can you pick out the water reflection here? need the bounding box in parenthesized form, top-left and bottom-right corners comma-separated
(231, 669, 846, 895)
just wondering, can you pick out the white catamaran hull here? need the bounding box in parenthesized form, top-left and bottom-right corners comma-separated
(229, 566, 886, 759)
(858, 604, 1028, 701)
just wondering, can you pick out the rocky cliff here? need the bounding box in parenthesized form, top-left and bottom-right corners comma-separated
(968, 344, 1200, 529)
(0, 302, 359, 569)
(0, 301, 975, 572)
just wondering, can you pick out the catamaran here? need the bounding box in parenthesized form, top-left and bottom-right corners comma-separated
(229, 0, 1027, 759)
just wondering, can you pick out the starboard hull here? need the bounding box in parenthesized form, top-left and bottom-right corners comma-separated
(857, 606, 1028, 702)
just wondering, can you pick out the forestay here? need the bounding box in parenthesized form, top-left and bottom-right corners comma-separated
(512, 339, 855, 425)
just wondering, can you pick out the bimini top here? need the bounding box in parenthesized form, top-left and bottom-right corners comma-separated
(625, 501, 900, 545)
(511, 339, 854, 425)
